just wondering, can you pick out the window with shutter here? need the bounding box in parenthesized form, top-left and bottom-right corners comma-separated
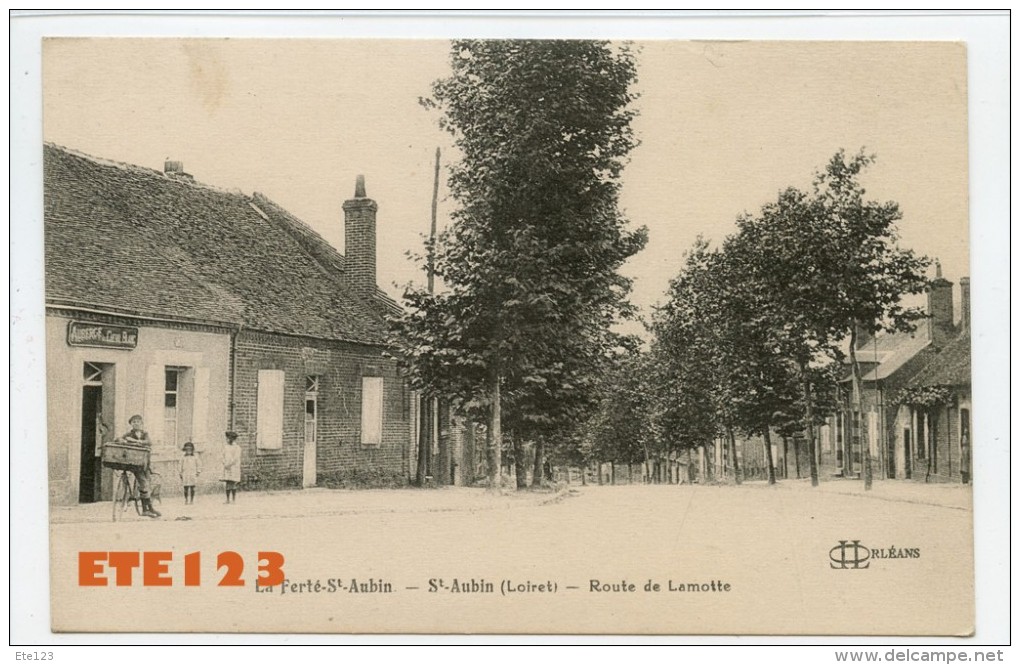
(257, 369, 285, 450)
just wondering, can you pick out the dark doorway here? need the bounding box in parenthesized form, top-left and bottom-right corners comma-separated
(887, 432, 897, 479)
(79, 385, 103, 503)
(903, 428, 912, 479)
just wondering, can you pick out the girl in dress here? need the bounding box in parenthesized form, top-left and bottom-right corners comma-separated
(179, 441, 201, 505)
(221, 431, 241, 504)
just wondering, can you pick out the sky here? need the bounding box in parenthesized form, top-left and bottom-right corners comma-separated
(43, 38, 970, 326)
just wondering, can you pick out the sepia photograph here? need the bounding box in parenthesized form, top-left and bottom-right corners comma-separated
(10, 10, 1010, 651)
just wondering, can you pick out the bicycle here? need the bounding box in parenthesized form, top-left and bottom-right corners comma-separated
(110, 468, 163, 521)
(102, 440, 160, 521)
(111, 468, 142, 521)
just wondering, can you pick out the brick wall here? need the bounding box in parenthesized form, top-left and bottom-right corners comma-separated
(232, 331, 411, 489)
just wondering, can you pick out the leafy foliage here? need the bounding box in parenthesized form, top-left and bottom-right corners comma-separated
(585, 347, 657, 465)
(895, 384, 954, 408)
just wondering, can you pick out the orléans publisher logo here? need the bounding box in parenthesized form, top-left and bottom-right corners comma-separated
(829, 540, 921, 569)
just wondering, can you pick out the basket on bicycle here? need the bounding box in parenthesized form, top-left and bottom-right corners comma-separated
(101, 442, 150, 470)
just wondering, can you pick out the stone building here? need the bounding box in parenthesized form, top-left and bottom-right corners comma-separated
(44, 144, 416, 505)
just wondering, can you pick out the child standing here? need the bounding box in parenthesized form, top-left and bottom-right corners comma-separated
(179, 442, 201, 505)
(221, 431, 241, 503)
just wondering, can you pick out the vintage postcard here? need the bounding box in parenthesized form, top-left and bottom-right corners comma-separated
(25, 31, 994, 639)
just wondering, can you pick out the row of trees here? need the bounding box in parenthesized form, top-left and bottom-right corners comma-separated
(390, 40, 931, 492)
(587, 151, 931, 489)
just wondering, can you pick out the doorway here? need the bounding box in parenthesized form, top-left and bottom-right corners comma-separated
(303, 375, 319, 487)
(80, 361, 114, 503)
(887, 434, 897, 479)
(79, 384, 103, 503)
(903, 428, 912, 479)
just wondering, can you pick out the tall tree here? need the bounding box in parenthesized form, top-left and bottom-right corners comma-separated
(732, 150, 930, 488)
(391, 40, 646, 489)
(650, 240, 730, 481)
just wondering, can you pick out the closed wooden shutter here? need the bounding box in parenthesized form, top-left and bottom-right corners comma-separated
(257, 369, 284, 450)
(192, 367, 210, 450)
(144, 364, 165, 453)
(361, 377, 383, 446)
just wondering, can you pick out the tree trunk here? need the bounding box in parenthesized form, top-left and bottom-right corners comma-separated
(849, 325, 872, 490)
(800, 361, 819, 487)
(704, 444, 714, 482)
(488, 371, 502, 489)
(436, 399, 450, 486)
(416, 396, 431, 486)
(531, 438, 545, 488)
(781, 435, 789, 480)
(763, 428, 776, 485)
(610, 461, 616, 485)
(511, 431, 527, 490)
(792, 435, 801, 479)
(841, 402, 853, 479)
(726, 426, 742, 485)
(484, 420, 493, 480)
(462, 420, 475, 486)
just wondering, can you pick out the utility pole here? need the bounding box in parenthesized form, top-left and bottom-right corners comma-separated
(430, 148, 451, 485)
(417, 148, 442, 487)
(428, 147, 439, 294)
(850, 319, 873, 491)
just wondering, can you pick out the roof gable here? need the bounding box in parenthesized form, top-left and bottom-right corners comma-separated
(44, 144, 391, 344)
(855, 331, 931, 381)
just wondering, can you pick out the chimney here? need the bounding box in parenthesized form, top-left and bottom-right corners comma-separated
(926, 261, 954, 348)
(959, 276, 970, 332)
(164, 159, 194, 182)
(342, 175, 378, 298)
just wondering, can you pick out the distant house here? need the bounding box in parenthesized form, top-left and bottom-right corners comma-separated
(818, 267, 970, 482)
(45, 144, 417, 506)
(710, 265, 971, 485)
(893, 317, 972, 484)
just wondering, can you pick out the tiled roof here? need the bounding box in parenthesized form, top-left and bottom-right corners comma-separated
(251, 192, 403, 320)
(854, 330, 932, 382)
(44, 144, 393, 345)
(907, 331, 971, 388)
